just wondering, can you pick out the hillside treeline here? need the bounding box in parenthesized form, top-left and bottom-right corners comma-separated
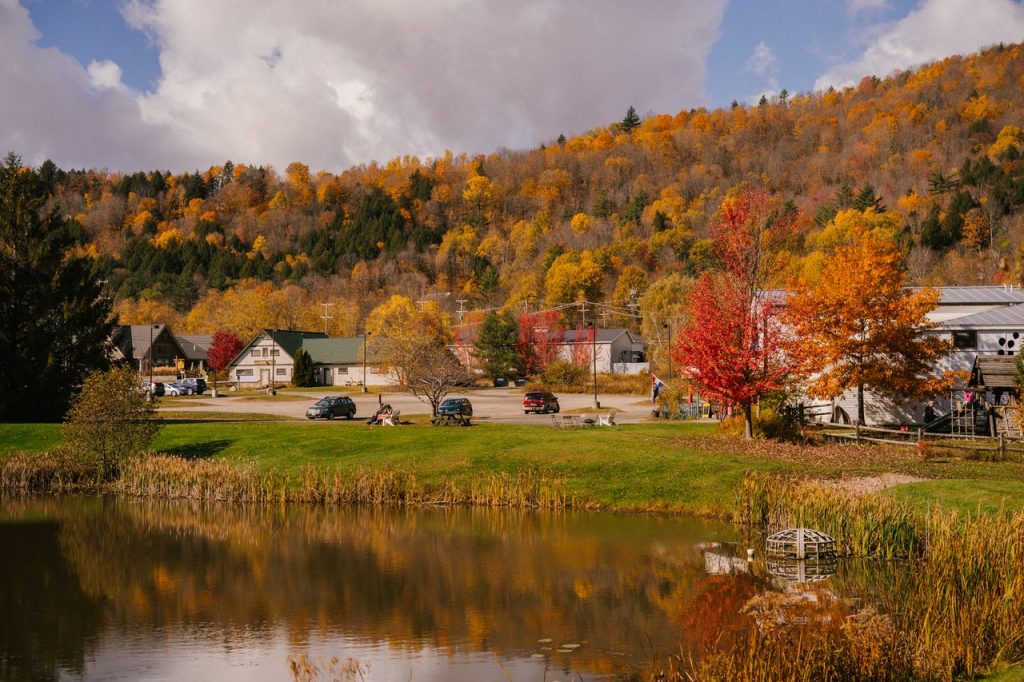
(29, 42, 1024, 336)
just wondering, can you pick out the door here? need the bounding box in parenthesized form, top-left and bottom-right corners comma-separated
(260, 369, 270, 387)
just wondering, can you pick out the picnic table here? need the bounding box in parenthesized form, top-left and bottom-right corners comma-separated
(551, 415, 594, 429)
(431, 414, 472, 426)
(551, 411, 615, 429)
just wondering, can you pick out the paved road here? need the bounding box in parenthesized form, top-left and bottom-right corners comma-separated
(160, 386, 657, 425)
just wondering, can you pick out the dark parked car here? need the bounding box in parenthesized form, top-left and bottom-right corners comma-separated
(148, 382, 165, 397)
(523, 391, 559, 414)
(305, 396, 356, 420)
(179, 377, 207, 394)
(437, 397, 473, 417)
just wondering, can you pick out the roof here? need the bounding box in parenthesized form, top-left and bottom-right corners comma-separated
(175, 334, 212, 361)
(915, 286, 1024, 305)
(969, 355, 1019, 389)
(302, 337, 387, 365)
(940, 304, 1024, 329)
(112, 324, 178, 361)
(260, 329, 328, 358)
(558, 328, 644, 344)
(228, 329, 328, 367)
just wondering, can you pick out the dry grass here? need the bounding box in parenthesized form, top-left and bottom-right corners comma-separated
(666, 474, 1024, 681)
(111, 454, 576, 509)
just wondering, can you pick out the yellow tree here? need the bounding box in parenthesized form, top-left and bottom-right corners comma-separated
(543, 251, 604, 306)
(786, 221, 956, 424)
(365, 295, 454, 383)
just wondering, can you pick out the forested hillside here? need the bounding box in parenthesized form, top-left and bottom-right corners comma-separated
(29, 42, 1024, 337)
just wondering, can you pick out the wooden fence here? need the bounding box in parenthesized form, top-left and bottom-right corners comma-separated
(818, 422, 1024, 459)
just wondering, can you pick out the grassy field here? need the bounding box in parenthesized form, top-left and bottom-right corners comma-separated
(4, 420, 1024, 515)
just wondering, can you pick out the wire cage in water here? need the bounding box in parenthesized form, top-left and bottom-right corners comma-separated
(765, 528, 836, 560)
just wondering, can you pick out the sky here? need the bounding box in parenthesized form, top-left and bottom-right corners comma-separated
(4, 0, 1024, 173)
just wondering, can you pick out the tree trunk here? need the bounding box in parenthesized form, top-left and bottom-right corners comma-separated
(857, 383, 865, 425)
(743, 403, 754, 439)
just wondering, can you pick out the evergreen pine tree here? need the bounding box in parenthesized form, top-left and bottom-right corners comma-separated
(292, 348, 315, 387)
(621, 106, 641, 133)
(474, 311, 521, 380)
(0, 153, 114, 421)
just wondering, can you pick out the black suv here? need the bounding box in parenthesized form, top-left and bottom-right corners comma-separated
(523, 391, 559, 414)
(306, 396, 357, 420)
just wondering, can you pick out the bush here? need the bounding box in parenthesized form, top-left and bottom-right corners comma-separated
(538, 360, 588, 391)
(292, 348, 315, 387)
(61, 365, 161, 480)
(754, 408, 804, 441)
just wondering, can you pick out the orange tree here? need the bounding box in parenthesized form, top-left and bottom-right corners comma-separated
(674, 187, 798, 439)
(786, 214, 956, 424)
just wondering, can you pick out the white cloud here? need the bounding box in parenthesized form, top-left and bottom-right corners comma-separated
(0, 0, 201, 170)
(744, 41, 777, 76)
(816, 0, 1024, 90)
(2, 0, 727, 172)
(87, 59, 126, 91)
(845, 0, 889, 13)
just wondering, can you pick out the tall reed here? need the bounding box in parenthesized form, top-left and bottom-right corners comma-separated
(111, 454, 576, 509)
(735, 472, 923, 558)
(669, 473, 1024, 681)
(0, 449, 100, 494)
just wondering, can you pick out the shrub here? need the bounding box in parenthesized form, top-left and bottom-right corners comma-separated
(754, 407, 803, 441)
(538, 360, 588, 391)
(61, 365, 161, 480)
(292, 348, 315, 387)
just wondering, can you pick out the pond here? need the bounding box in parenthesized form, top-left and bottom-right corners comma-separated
(0, 496, 898, 681)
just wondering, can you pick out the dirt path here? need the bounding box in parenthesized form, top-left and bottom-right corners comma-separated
(825, 473, 926, 495)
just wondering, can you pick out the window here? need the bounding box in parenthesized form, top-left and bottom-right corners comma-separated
(339, 367, 349, 374)
(237, 369, 253, 377)
(276, 368, 287, 376)
(952, 331, 977, 349)
(270, 349, 280, 357)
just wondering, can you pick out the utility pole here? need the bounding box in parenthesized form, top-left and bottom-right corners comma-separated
(664, 322, 673, 379)
(456, 299, 467, 326)
(321, 302, 334, 335)
(362, 328, 368, 393)
(148, 324, 159, 399)
(592, 315, 600, 409)
(269, 328, 277, 396)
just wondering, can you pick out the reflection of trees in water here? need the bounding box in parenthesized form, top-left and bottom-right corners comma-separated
(0, 517, 104, 681)
(9, 497, 738, 677)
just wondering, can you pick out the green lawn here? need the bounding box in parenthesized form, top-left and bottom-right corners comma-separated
(3, 420, 1024, 515)
(890, 479, 1024, 515)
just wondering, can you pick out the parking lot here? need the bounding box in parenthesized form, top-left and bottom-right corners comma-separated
(160, 386, 656, 425)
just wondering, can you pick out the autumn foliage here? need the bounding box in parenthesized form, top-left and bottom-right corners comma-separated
(786, 221, 958, 423)
(206, 330, 244, 389)
(516, 311, 564, 375)
(674, 188, 797, 438)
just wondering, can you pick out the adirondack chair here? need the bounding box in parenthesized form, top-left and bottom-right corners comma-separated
(383, 409, 401, 426)
(598, 408, 617, 426)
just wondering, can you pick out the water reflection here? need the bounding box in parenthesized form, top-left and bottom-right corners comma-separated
(0, 497, 912, 680)
(2, 496, 751, 681)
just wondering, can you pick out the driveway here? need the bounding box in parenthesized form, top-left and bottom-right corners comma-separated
(160, 386, 657, 425)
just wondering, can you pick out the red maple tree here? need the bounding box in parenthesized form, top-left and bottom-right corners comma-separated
(673, 188, 797, 438)
(206, 330, 244, 393)
(516, 310, 564, 375)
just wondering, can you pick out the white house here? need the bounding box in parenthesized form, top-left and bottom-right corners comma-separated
(228, 330, 327, 388)
(825, 286, 1024, 425)
(302, 337, 397, 387)
(556, 328, 648, 374)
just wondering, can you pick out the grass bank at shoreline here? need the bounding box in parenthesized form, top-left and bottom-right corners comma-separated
(2, 420, 1024, 515)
